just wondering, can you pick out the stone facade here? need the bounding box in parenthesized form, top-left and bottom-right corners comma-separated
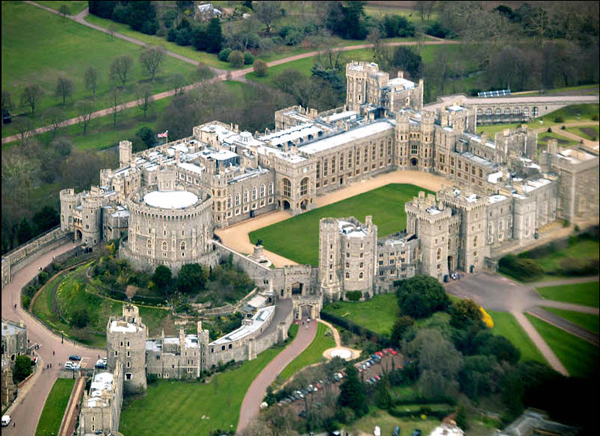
(1, 357, 16, 409)
(1, 319, 28, 361)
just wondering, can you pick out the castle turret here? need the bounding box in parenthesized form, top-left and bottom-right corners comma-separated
(119, 140, 132, 167)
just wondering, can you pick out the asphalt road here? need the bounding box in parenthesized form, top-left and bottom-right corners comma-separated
(1, 241, 105, 435)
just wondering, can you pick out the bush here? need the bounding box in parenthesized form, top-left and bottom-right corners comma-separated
(547, 127, 553, 133)
(243, 52, 255, 65)
(218, 48, 233, 62)
(395, 275, 450, 319)
(70, 308, 90, 328)
(554, 115, 564, 123)
(228, 50, 245, 68)
(253, 59, 268, 77)
(561, 125, 566, 130)
(345, 291, 362, 302)
(592, 114, 599, 121)
(498, 255, 544, 282)
(14, 356, 33, 383)
(147, 373, 159, 384)
(555, 257, 599, 276)
(22, 295, 31, 309)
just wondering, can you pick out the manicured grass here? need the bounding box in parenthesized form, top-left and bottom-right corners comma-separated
(516, 84, 600, 96)
(536, 282, 599, 308)
(288, 323, 299, 339)
(250, 184, 432, 266)
(525, 314, 599, 378)
(541, 307, 599, 335)
(35, 378, 76, 436)
(322, 293, 400, 337)
(37, 1, 88, 15)
(537, 131, 580, 148)
(119, 345, 287, 436)
(533, 240, 599, 273)
(2, 2, 195, 137)
(279, 322, 336, 381)
(487, 310, 547, 364)
(352, 410, 441, 436)
(565, 125, 599, 141)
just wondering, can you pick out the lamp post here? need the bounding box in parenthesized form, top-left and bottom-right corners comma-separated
(61, 331, 64, 344)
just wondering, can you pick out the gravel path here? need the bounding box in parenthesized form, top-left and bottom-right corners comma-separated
(527, 307, 599, 346)
(529, 276, 600, 288)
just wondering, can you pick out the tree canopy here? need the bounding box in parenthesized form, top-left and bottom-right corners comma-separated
(395, 275, 450, 319)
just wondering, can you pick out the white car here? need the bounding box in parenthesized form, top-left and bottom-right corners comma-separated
(1, 415, 10, 426)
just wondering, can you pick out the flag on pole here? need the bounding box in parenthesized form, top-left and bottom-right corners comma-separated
(157, 130, 168, 138)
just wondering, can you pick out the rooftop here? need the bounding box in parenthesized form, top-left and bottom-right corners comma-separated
(1, 320, 26, 336)
(109, 320, 139, 333)
(143, 190, 199, 209)
(300, 121, 394, 154)
(210, 305, 275, 345)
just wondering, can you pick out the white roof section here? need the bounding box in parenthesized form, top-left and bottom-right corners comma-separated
(487, 171, 503, 183)
(178, 162, 204, 175)
(1, 320, 26, 336)
(338, 220, 368, 238)
(247, 294, 268, 309)
(388, 77, 416, 89)
(430, 424, 464, 436)
(447, 104, 465, 112)
(522, 178, 551, 193)
(109, 320, 138, 333)
(146, 340, 161, 352)
(258, 124, 323, 148)
(300, 122, 394, 155)
(489, 194, 508, 204)
(143, 191, 199, 209)
(185, 335, 199, 348)
(110, 206, 130, 218)
(255, 145, 307, 164)
(326, 111, 358, 122)
(211, 305, 275, 345)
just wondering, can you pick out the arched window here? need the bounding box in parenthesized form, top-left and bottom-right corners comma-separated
(504, 108, 511, 114)
(346, 272, 350, 279)
(260, 184, 265, 198)
(486, 108, 492, 115)
(252, 187, 257, 200)
(514, 108, 520, 114)
(437, 248, 441, 260)
(227, 196, 231, 209)
(244, 190, 249, 203)
(477, 109, 483, 115)
(300, 178, 309, 196)
(181, 242, 186, 251)
(473, 236, 477, 247)
(495, 108, 502, 115)
(147, 239, 152, 248)
(235, 193, 240, 206)
(359, 272, 364, 279)
(283, 179, 291, 197)
(346, 262, 350, 268)
(268, 182, 274, 195)
(162, 241, 167, 251)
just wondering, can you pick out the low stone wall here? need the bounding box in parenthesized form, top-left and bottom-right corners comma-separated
(1, 227, 73, 288)
(212, 241, 272, 288)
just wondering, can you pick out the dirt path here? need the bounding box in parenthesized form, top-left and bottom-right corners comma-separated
(527, 307, 599, 346)
(318, 318, 362, 361)
(237, 319, 317, 434)
(529, 276, 600, 288)
(216, 170, 447, 267)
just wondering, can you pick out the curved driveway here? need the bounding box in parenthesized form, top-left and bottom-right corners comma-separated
(1, 242, 104, 435)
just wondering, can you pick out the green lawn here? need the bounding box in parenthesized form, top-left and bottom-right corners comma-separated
(1, 2, 195, 138)
(487, 310, 547, 364)
(541, 307, 599, 334)
(537, 131, 581, 148)
(119, 345, 287, 436)
(35, 378, 76, 436)
(352, 410, 441, 436)
(279, 322, 336, 381)
(322, 293, 400, 337)
(533, 240, 599, 273)
(525, 314, 599, 378)
(536, 282, 599, 308)
(37, 1, 88, 15)
(250, 184, 432, 266)
(565, 125, 599, 141)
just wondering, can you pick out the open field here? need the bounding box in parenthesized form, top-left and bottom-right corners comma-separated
(533, 240, 599, 274)
(525, 314, 599, 378)
(1, 2, 195, 138)
(565, 125, 599, 141)
(322, 293, 400, 337)
(487, 310, 547, 364)
(119, 345, 286, 436)
(250, 184, 432, 266)
(37, 1, 88, 15)
(536, 282, 599, 308)
(279, 322, 336, 381)
(541, 307, 599, 335)
(35, 378, 76, 436)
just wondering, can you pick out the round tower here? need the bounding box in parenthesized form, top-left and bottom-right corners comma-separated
(59, 189, 78, 232)
(80, 195, 103, 246)
(119, 140, 132, 167)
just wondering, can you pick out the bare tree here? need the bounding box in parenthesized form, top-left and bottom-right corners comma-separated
(172, 74, 186, 94)
(254, 1, 282, 34)
(59, 4, 71, 18)
(84, 66, 99, 99)
(76, 100, 94, 135)
(110, 55, 134, 91)
(136, 84, 154, 119)
(416, 1, 435, 22)
(15, 118, 35, 146)
(44, 107, 65, 138)
(55, 76, 74, 106)
(108, 22, 117, 40)
(2, 90, 13, 113)
(108, 87, 122, 127)
(20, 85, 45, 117)
(139, 46, 166, 83)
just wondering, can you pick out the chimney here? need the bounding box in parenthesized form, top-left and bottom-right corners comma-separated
(175, 149, 181, 164)
(398, 71, 404, 79)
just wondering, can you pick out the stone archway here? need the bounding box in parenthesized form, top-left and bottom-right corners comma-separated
(410, 158, 418, 167)
(76, 230, 83, 240)
(283, 200, 291, 210)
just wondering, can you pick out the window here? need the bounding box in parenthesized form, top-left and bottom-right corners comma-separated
(181, 242, 186, 251)
(283, 179, 291, 197)
(300, 178, 309, 196)
(268, 182, 274, 195)
(162, 241, 168, 251)
(359, 272, 364, 279)
(437, 248, 441, 260)
(252, 187, 257, 200)
(474, 236, 478, 247)
(504, 108, 510, 114)
(514, 107, 520, 114)
(227, 196, 232, 209)
(147, 239, 152, 248)
(244, 190, 249, 203)
(126, 373, 132, 380)
(260, 185, 265, 198)
(346, 272, 350, 278)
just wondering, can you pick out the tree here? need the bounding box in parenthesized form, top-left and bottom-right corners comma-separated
(375, 372, 393, 409)
(14, 356, 33, 383)
(228, 50, 245, 68)
(14, 118, 35, 146)
(206, 17, 223, 53)
(172, 74, 186, 94)
(416, 1, 436, 22)
(55, 76, 74, 106)
(85, 66, 99, 99)
(44, 107, 65, 138)
(110, 55, 134, 90)
(17, 217, 33, 245)
(70, 307, 90, 328)
(479, 335, 521, 365)
(51, 136, 73, 157)
(338, 364, 368, 417)
(127, 1, 158, 35)
(76, 100, 94, 135)
(1, 90, 13, 113)
(192, 64, 215, 82)
(326, 1, 368, 40)
(21, 84, 44, 116)
(252, 59, 268, 78)
(59, 4, 71, 18)
(152, 265, 173, 296)
(177, 263, 208, 294)
(140, 46, 166, 83)
(136, 84, 154, 119)
(60, 150, 115, 191)
(450, 299, 483, 330)
(391, 46, 423, 80)
(395, 275, 450, 319)
(391, 315, 415, 346)
(254, 1, 282, 34)
(455, 403, 469, 430)
(108, 87, 122, 127)
(132, 126, 156, 152)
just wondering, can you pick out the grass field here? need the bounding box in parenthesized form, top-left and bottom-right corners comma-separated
(541, 307, 599, 335)
(487, 310, 547, 364)
(250, 184, 432, 266)
(1, 2, 195, 138)
(37, 1, 88, 15)
(35, 378, 75, 436)
(536, 131, 581, 148)
(536, 282, 599, 308)
(279, 322, 336, 381)
(119, 345, 286, 436)
(31, 264, 172, 348)
(565, 125, 599, 141)
(322, 293, 400, 337)
(533, 240, 599, 273)
(525, 314, 599, 378)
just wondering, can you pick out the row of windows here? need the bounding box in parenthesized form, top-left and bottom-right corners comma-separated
(477, 107, 537, 116)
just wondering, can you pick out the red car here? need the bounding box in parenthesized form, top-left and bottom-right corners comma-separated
(390, 349, 398, 355)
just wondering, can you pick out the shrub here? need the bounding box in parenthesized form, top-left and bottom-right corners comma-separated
(480, 307, 494, 329)
(498, 254, 544, 282)
(345, 291, 362, 302)
(395, 275, 450, 319)
(243, 52, 255, 65)
(253, 59, 268, 77)
(70, 308, 90, 328)
(228, 50, 245, 68)
(556, 257, 599, 276)
(592, 114, 599, 121)
(218, 48, 233, 62)
(554, 115, 564, 123)
(561, 125, 566, 130)
(547, 127, 553, 133)
(21, 295, 31, 309)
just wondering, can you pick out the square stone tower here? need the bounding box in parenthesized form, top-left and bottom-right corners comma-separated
(106, 305, 147, 394)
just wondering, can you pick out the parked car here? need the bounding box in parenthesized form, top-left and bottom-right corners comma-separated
(393, 425, 400, 436)
(95, 359, 107, 369)
(298, 409, 307, 418)
(1, 415, 10, 427)
(65, 361, 74, 369)
(411, 430, 422, 436)
(69, 355, 82, 361)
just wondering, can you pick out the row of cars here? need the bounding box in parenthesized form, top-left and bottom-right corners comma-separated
(277, 371, 347, 406)
(63, 355, 107, 371)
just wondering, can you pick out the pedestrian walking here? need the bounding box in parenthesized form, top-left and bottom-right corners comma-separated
(13, 421, 15, 427)
(53, 350, 55, 356)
